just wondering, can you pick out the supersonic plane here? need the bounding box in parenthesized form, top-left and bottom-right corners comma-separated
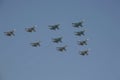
(79, 50, 89, 56)
(30, 41, 40, 47)
(74, 30, 86, 36)
(77, 39, 88, 46)
(52, 37, 63, 43)
(25, 26, 36, 32)
(4, 29, 16, 36)
(48, 24, 60, 30)
(72, 20, 84, 28)
(56, 45, 67, 52)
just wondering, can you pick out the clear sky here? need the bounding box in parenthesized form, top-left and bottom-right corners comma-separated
(0, 0, 120, 80)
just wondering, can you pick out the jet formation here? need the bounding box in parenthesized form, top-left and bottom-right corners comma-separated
(3, 20, 89, 56)
(72, 20, 89, 56)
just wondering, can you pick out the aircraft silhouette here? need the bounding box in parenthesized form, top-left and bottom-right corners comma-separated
(77, 39, 88, 46)
(74, 30, 85, 36)
(48, 24, 60, 30)
(4, 29, 15, 36)
(30, 41, 40, 47)
(72, 20, 84, 28)
(56, 45, 67, 52)
(25, 26, 36, 32)
(79, 50, 89, 56)
(52, 37, 62, 43)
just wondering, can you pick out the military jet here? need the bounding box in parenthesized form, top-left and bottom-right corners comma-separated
(4, 29, 15, 36)
(79, 50, 89, 56)
(52, 37, 63, 43)
(74, 30, 85, 36)
(72, 20, 84, 28)
(56, 45, 67, 52)
(30, 41, 40, 47)
(25, 26, 36, 32)
(77, 39, 88, 46)
(48, 24, 60, 30)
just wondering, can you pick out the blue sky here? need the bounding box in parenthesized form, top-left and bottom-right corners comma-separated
(0, 0, 120, 80)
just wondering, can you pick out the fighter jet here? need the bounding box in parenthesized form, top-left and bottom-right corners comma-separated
(77, 39, 88, 46)
(25, 26, 36, 32)
(4, 29, 15, 36)
(72, 20, 84, 28)
(56, 45, 67, 52)
(52, 37, 63, 43)
(79, 50, 89, 56)
(48, 24, 60, 30)
(30, 41, 40, 47)
(74, 30, 85, 36)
